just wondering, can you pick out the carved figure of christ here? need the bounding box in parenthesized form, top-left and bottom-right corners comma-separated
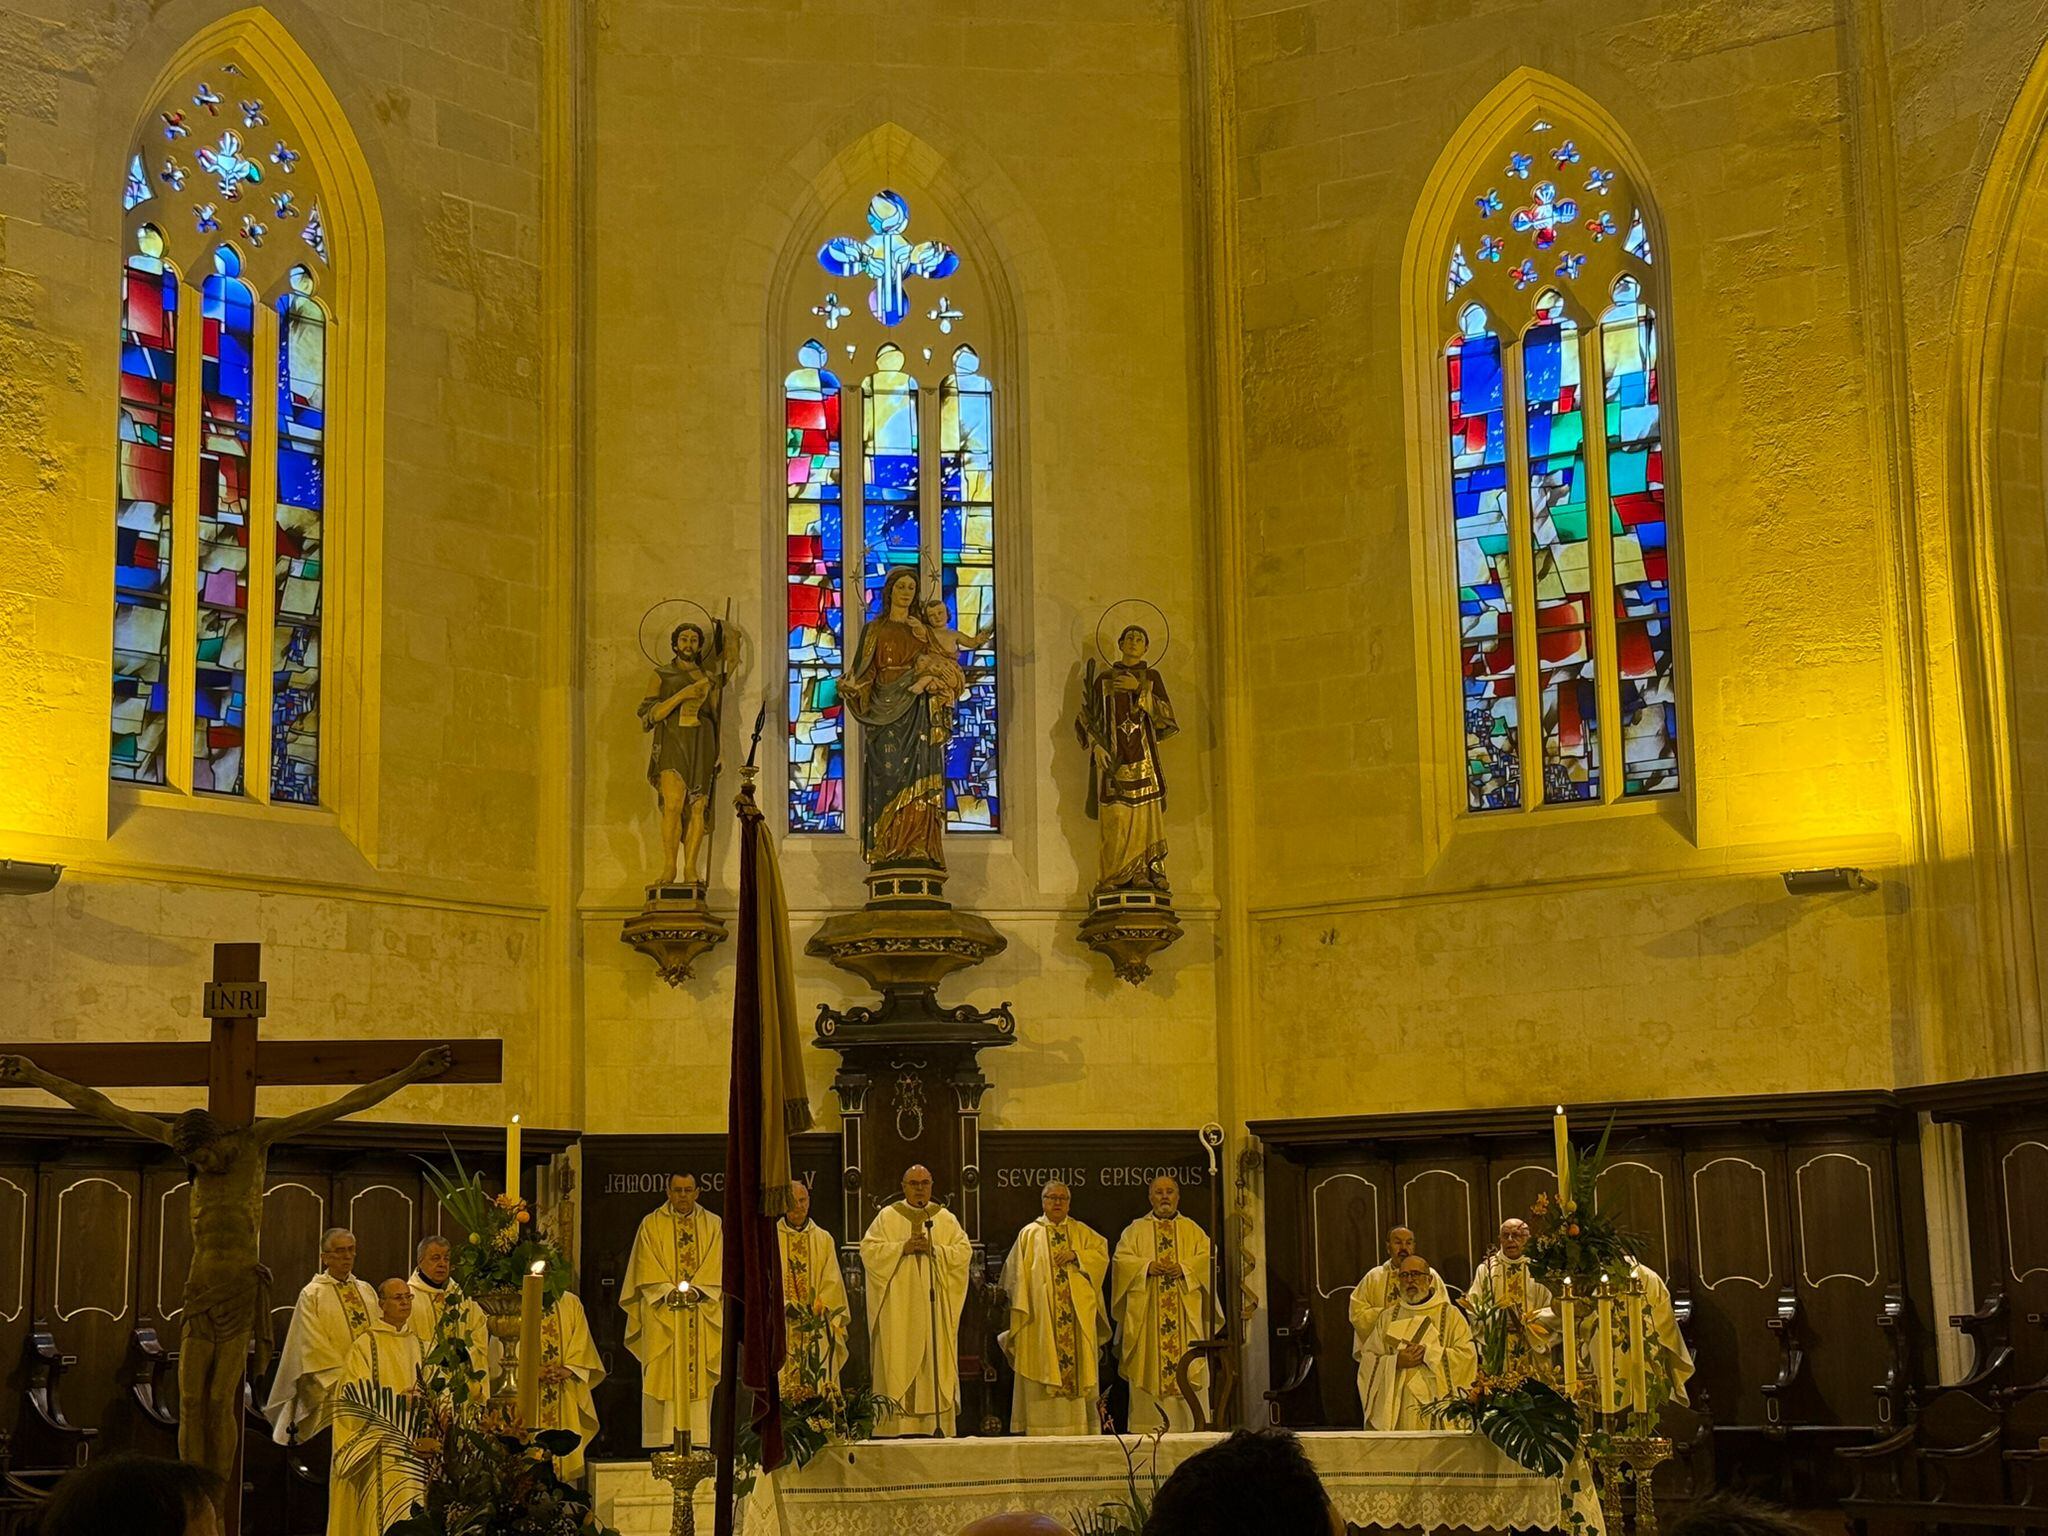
(0, 942, 502, 1535)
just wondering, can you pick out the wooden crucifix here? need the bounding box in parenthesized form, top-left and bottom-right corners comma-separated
(0, 940, 503, 1534)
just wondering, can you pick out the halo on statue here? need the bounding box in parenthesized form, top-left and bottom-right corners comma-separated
(1095, 598, 1171, 665)
(637, 598, 719, 668)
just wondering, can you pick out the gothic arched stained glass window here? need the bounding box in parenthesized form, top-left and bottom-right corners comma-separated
(112, 52, 342, 804)
(784, 187, 1002, 835)
(1438, 115, 1681, 812)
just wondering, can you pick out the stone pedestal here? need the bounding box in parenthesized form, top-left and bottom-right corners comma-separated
(1078, 885, 1183, 985)
(621, 882, 729, 985)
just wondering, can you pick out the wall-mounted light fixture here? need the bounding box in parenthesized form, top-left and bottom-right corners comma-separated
(1781, 867, 1876, 895)
(0, 860, 64, 896)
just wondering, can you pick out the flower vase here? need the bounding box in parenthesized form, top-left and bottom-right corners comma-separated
(472, 1288, 526, 1406)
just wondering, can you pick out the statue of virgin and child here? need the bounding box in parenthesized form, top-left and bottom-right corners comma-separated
(840, 566, 992, 870)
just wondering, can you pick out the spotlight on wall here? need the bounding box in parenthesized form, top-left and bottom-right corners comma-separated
(0, 860, 64, 896)
(1781, 866, 1875, 895)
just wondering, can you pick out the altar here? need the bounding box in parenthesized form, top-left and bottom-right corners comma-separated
(590, 1432, 1602, 1536)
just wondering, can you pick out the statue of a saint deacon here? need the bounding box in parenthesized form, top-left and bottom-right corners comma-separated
(1075, 624, 1177, 891)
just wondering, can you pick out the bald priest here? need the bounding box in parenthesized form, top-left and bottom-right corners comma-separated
(1111, 1174, 1213, 1433)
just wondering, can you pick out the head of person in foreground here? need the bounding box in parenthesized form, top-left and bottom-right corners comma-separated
(1141, 1428, 1345, 1536)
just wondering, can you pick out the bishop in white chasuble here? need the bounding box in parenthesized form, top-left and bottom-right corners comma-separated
(999, 1181, 1111, 1437)
(1356, 1257, 1476, 1430)
(329, 1279, 426, 1536)
(1111, 1176, 1213, 1433)
(776, 1181, 849, 1398)
(621, 1173, 724, 1446)
(522, 1289, 605, 1481)
(861, 1165, 972, 1437)
(265, 1228, 379, 1445)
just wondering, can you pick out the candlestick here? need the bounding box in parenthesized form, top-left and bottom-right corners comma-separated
(1594, 1283, 1616, 1415)
(1552, 1105, 1571, 1201)
(1559, 1280, 1579, 1397)
(506, 1114, 522, 1206)
(517, 1260, 544, 1429)
(1626, 1281, 1648, 1413)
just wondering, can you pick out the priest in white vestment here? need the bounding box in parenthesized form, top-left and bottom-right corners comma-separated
(329, 1278, 426, 1536)
(861, 1165, 972, 1437)
(1466, 1219, 1557, 1364)
(1347, 1226, 1445, 1384)
(622, 1172, 724, 1446)
(1111, 1175, 1213, 1433)
(1356, 1256, 1476, 1430)
(1000, 1181, 1111, 1437)
(408, 1234, 495, 1395)
(523, 1289, 605, 1481)
(266, 1227, 379, 1445)
(776, 1180, 849, 1397)
(1624, 1254, 1696, 1406)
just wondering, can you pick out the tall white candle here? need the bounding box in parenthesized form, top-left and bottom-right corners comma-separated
(1595, 1286, 1616, 1414)
(1553, 1106, 1571, 1200)
(506, 1114, 522, 1205)
(1626, 1284, 1648, 1412)
(1560, 1285, 1579, 1397)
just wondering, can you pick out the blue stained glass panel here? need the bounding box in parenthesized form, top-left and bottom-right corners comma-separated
(939, 348, 998, 831)
(1524, 290, 1598, 804)
(111, 229, 178, 784)
(787, 340, 846, 831)
(272, 276, 325, 805)
(1448, 307, 1519, 810)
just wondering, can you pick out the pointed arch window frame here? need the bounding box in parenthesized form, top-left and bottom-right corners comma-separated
(1403, 77, 1694, 849)
(105, 12, 386, 851)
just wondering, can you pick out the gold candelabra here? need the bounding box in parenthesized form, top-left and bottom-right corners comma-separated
(650, 1443, 717, 1536)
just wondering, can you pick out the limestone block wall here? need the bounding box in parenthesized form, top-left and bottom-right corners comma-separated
(0, 0, 552, 1122)
(576, 0, 1224, 1134)
(1222, 0, 1917, 1118)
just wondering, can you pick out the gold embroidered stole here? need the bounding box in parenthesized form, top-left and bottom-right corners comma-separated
(1047, 1222, 1080, 1396)
(671, 1210, 703, 1399)
(1502, 1257, 1527, 1310)
(1153, 1219, 1185, 1373)
(780, 1222, 815, 1394)
(539, 1305, 564, 1427)
(333, 1277, 371, 1340)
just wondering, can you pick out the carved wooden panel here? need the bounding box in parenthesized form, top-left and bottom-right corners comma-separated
(1597, 1155, 1677, 1278)
(1790, 1140, 1893, 1426)
(36, 1167, 140, 1432)
(1492, 1160, 1554, 1231)
(1998, 1134, 2048, 1385)
(260, 1178, 330, 1342)
(143, 1173, 192, 1324)
(1690, 1155, 1774, 1291)
(1397, 1160, 1481, 1288)
(340, 1176, 420, 1291)
(0, 1166, 32, 1439)
(1681, 1145, 1783, 1426)
(1310, 1171, 1381, 1299)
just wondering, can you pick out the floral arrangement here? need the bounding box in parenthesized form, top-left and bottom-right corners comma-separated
(732, 1302, 895, 1496)
(1524, 1117, 1638, 1288)
(1430, 1299, 1582, 1478)
(337, 1302, 617, 1536)
(1069, 1408, 1166, 1536)
(422, 1148, 576, 1307)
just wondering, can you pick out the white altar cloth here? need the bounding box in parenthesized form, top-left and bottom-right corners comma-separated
(590, 1430, 1597, 1536)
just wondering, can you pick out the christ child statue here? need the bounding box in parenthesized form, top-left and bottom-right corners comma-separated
(907, 598, 994, 745)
